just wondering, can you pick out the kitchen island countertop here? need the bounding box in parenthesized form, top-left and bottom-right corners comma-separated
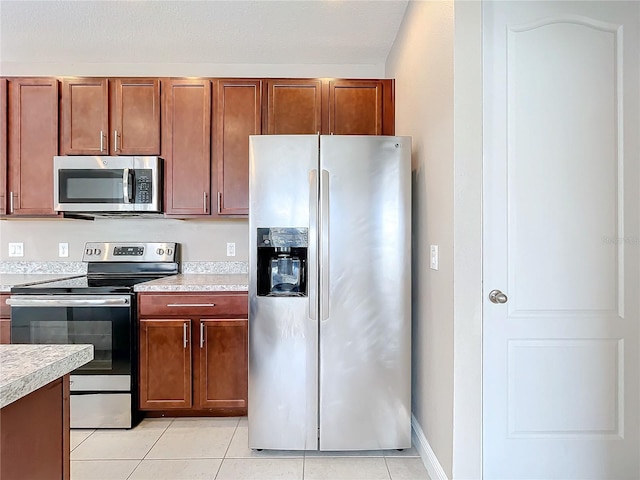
(0, 344, 93, 408)
(134, 273, 248, 292)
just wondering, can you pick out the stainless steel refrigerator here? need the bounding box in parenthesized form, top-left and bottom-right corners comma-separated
(248, 135, 411, 451)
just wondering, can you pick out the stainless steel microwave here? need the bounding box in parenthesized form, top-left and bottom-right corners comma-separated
(54, 156, 162, 213)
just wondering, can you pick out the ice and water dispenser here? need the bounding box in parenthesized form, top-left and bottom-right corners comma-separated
(256, 228, 308, 297)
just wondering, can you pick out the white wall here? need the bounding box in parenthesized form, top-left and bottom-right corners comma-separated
(452, 2, 483, 478)
(386, 1, 456, 476)
(0, 218, 248, 262)
(386, 1, 483, 479)
(0, 63, 385, 78)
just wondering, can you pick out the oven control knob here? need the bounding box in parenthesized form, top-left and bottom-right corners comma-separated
(156, 248, 165, 255)
(166, 248, 173, 256)
(86, 248, 93, 255)
(94, 248, 101, 255)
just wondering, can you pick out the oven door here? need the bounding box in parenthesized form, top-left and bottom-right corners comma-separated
(9, 294, 133, 376)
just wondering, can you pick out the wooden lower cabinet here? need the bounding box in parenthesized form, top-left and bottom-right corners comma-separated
(197, 319, 248, 409)
(1, 292, 10, 344)
(0, 375, 70, 480)
(139, 319, 192, 409)
(138, 293, 248, 415)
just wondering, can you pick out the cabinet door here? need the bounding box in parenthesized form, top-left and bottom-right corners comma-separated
(139, 319, 192, 409)
(265, 79, 323, 134)
(163, 79, 211, 216)
(328, 80, 384, 135)
(61, 78, 109, 155)
(112, 78, 160, 155)
(0, 78, 7, 215)
(0, 293, 10, 344)
(8, 78, 59, 216)
(213, 80, 261, 216)
(197, 319, 247, 409)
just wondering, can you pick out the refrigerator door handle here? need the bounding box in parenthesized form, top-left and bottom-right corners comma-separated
(320, 169, 330, 321)
(309, 169, 318, 320)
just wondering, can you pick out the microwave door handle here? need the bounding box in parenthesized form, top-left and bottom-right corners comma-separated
(122, 168, 132, 203)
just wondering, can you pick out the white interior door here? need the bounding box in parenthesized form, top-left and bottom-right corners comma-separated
(483, 1, 639, 478)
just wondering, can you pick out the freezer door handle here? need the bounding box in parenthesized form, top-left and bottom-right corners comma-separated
(320, 169, 330, 321)
(309, 169, 318, 320)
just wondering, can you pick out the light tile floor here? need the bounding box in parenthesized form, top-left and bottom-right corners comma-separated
(71, 417, 430, 480)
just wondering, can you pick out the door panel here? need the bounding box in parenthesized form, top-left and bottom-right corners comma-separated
(213, 80, 261, 216)
(319, 135, 411, 450)
(139, 319, 192, 409)
(483, 2, 639, 478)
(61, 78, 108, 155)
(328, 80, 383, 135)
(8, 78, 59, 216)
(266, 79, 323, 134)
(198, 319, 247, 409)
(0, 78, 6, 215)
(113, 78, 160, 155)
(248, 135, 318, 450)
(162, 79, 211, 216)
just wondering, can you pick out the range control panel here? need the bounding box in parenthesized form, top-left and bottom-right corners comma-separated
(82, 242, 178, 262)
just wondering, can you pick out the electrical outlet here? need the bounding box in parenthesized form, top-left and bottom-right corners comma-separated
(9, 242, 24, 257)
(226, 242, 236, 257)
(59, 242, 69, 258)
(430, 245, 439, 270)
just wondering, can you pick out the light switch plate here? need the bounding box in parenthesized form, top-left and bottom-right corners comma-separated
(430, 245, 439, 270)
(9, 242, 24, 257)
(59, 242, 69, 257)
(226, 242, 236, 257)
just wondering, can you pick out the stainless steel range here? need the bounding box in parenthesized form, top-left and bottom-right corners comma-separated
(8, 242, 179, 428)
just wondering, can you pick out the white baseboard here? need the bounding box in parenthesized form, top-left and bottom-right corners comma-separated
(411, 413, 449, 480)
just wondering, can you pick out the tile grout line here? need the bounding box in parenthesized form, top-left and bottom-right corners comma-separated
(124, 417, 176, 480)
(138, 417, 176, 461)
(383, 456, 393, 480)
(70, 429, 96, 453)
(124, 459, 143, 480)
(213, 416, 241, 479)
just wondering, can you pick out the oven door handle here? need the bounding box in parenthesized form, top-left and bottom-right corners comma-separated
(7, 295, 131, 307)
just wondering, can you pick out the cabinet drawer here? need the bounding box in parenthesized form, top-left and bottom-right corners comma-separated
(138, 293, 248, 317)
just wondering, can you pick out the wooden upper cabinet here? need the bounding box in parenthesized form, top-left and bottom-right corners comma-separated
(213, 79, 261, 217)
(139, 319, 192, 410)
(265, 79, 322, 134)
(163, 79, 211, 216)
(61, 78, 109, 155)
(328, 80, 388, 135)
(111, 79, 160, 155)
(0, 79, 7, 216)
(197, 319, 248, 409)
(8, 78, 59, 216)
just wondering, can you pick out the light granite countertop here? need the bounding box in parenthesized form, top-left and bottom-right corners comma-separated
(0, 273, 85, 293)
(134, 274, 248, 292)
(0, 344, 93, 409)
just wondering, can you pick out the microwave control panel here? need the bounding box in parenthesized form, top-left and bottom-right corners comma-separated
(134, 169, 153, 204)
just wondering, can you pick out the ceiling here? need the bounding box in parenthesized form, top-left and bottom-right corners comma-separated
(0, 0, 409, 69)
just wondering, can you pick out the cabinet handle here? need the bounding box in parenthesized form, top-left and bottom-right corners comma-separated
(100, 130, 104, 152)
(183, 322, 188, 349)
(166, 303, 217, 307)
(217, 192, 222, 214)
(114, 130, 119, 152)
(200, 322, 205, 348)
(203, 192, 208, 213)
(9, 191, 14, 213)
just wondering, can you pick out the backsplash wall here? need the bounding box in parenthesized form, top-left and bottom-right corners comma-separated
(0, 218, 248, 262)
